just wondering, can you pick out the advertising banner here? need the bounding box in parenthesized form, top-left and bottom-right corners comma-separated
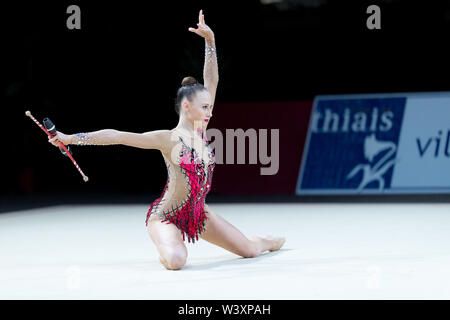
(211, 101, 312, 194)
(297, 92, 450, 194)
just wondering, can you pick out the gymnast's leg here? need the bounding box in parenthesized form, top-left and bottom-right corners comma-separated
(147, 217, 188, 270)
(200, 204, 285, 258)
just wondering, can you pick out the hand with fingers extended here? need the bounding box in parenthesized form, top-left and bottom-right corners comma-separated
(48, 131, 73, 147)
(188, 9, 214, 41)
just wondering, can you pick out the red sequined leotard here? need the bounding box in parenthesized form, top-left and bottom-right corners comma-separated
(145, 129, 215, 243)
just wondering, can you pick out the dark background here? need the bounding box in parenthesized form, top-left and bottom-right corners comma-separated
(2, 0, 450, 211)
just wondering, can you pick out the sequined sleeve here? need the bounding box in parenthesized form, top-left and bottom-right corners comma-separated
(71, 129, 120, 146)
(203, 38, 219, 101)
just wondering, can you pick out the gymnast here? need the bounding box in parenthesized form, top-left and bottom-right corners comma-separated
(48, 10, 285, 270)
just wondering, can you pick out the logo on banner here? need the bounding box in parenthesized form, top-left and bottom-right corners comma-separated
(297, 97, 406, 194)
(346, 134, 397, 191)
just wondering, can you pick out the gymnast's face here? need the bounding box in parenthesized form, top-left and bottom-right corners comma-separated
(182, 90, 213, 127)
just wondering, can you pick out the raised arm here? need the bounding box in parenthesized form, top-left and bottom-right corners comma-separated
(189, 10, 219, 107)
(48, 129, 171, 151)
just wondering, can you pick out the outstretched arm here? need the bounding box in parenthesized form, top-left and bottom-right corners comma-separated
(189, 10, 219, 107)
(48, 129, 171, 151)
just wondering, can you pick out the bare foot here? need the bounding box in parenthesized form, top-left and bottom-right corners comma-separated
(263, 235, 286, 251)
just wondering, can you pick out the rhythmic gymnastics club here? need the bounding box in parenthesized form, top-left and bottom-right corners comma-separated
(25, 110, 89, 182)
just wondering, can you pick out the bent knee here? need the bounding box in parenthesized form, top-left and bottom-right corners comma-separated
(163, 251, 187, 270)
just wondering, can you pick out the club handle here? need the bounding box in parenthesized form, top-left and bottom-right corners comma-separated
(43, 117, 72, 157)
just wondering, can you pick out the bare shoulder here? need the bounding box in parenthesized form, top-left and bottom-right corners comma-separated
(159, 128, 192, 156)
(142, 129, 173, 152)
(142, 129, 172, 140)
(119, 129, 172, 151)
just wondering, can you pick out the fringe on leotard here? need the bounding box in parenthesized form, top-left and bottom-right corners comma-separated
(145, 135, 215, 243)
